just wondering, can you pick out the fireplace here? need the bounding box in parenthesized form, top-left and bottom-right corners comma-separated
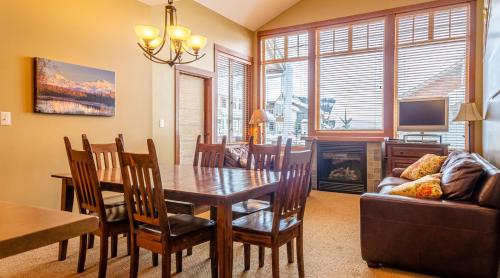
(317, 142, 367, 194)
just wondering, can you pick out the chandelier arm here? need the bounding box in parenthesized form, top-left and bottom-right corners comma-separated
(142, 53, 173, 65)
(174, 53, 206, 65)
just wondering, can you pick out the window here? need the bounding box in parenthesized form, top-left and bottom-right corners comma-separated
(317, 19, 385, 131)
(396, 4, 470, 149)
(216, 51, 250, 143)
(262, 33, 309, 144)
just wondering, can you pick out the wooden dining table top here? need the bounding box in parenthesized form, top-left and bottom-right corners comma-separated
(0, 201, 98, 259)
(52, 165, 281, 205)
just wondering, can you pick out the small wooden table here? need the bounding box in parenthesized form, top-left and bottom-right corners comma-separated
(0, 201, 98, 259)
(52, 165, 280, 278)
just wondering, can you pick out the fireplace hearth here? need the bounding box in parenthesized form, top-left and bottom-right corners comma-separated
(317, 142, 367, 194)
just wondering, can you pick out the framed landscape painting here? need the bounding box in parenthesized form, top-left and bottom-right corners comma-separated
(34, 58, 115, 116)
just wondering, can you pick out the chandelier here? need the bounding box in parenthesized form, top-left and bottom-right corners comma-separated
(134, 0, 207, 66)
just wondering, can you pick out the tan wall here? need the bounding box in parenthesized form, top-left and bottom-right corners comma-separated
(0, 0, 152, 209)
(151, 0, 253, 165)
(256, 0, 484, 152)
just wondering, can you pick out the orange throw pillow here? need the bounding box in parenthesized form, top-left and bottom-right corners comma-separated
(389, 174, 443, 199)
(401, 154, 447, 180)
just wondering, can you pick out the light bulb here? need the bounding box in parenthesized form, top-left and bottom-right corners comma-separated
(187, 35, 207, 51)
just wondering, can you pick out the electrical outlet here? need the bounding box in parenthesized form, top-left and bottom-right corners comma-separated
(0, 112, 11, 126)
(159, 119, 165, 128)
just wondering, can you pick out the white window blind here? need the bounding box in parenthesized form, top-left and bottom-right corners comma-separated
(317, 19, 385, 131)
(216, 54, 249, 143)
(396, 4, 469, 149)
(263, 33, 309, 145)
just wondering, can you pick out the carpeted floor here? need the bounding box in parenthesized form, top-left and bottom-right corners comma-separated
(0, 191, 433, 277)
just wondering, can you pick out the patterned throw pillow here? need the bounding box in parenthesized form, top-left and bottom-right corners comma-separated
(401, 154, 447, 180)
(389, 174, 443, 199)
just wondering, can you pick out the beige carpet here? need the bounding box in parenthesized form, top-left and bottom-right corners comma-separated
(0, 191, 433, 277)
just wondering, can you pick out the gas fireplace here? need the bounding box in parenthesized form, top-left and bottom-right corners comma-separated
(317, 142, 367, 194)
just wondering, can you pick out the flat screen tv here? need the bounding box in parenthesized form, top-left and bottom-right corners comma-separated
(397, 97, 449, 132)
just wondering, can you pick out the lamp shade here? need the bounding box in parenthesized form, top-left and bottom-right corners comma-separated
(453, 102, 482, 122)
(249, 109, 269, 125)
(134, 25, 160, 42)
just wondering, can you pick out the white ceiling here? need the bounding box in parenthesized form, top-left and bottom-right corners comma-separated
(137, 0, 300, 30)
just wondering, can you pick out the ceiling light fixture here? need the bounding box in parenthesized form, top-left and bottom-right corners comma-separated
(134, 0, 207, 66)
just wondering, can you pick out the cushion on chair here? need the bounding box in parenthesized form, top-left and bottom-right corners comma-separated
(401, 154, 447, 180)
(232, 210, 300, 234)
(90, 203, 128, 223)
(232, 199, 271, 215)
(103, 194, 125, 208)
(388, 174, 443, 199)
(138, 214, 214, 240)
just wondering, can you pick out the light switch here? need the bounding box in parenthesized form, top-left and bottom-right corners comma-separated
(159, 119, 165, 128)
(0, 112, 11, 126)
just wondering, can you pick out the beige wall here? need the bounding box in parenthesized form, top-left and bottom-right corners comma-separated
(256, 0, 484, 153)
(150, 0, 253, 165)
(0, 0, 152, 209)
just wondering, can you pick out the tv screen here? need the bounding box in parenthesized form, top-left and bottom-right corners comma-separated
(398, 98, 448, 132)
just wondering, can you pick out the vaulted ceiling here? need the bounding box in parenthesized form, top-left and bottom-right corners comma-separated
(137, 0, 300, 30)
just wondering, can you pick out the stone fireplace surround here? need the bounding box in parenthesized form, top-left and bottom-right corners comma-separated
(306, 138, 383, 193)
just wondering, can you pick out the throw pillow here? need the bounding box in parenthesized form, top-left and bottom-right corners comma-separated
(401, 154, 447, 180)
(389, 174, 443, 199)
(441, 158, 483, 200)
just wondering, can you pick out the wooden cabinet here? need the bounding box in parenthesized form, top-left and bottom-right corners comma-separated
(384, 141, 449, 177)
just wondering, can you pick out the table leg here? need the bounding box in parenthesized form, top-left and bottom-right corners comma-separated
(217, 202, 233, 278)
(58, 178, 74, 261)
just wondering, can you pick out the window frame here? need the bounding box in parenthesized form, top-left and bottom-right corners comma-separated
(214, 44, 253, 143)
(257, 0, 476, 149)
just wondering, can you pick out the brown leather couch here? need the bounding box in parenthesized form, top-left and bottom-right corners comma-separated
(360, 153, 500, 278)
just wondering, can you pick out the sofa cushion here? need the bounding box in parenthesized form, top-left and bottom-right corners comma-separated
(471, 154, 500, 209)
(388, 174, 443, 199)
(441, 158, 483, 201)
(440, 151, 473, 172)
(401, 154, 447, 180)
(377, 177, 410, 192)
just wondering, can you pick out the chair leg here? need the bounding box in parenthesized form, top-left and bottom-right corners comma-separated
(187, 248, 193, 256)
(88, 234, 95, 249)
(271, 246, 280, 278)
(152, 252, 159, 267)
(130, 241, 140, 278)
(175, 251, 182, 273)
(77, 234, 87, 273)
(244, 244, 251, 271)
(297, 227, 305, 278)
(210, 236, 217, 278)
(126, 233, 131, 256)
(287, 241, 294, 263)
(111, 235, 118, 258)
(258, 246, 265, 268)
(161, 253, 172, 278)
(98, 236, 109, 278)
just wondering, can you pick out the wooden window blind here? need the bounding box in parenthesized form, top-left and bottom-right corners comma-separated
(262, 32, 309, 145)
(396, 4, 470, 149)
(216, 54, 249, 143)
(317, 19, 385, 131)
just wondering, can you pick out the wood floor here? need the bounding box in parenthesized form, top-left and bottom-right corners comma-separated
(0, 191, 434, 277)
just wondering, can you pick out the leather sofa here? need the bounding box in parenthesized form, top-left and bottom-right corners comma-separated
(360, 153, 500, 277)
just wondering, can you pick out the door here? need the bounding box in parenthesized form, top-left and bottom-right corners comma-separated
(175, 65, 214, 165)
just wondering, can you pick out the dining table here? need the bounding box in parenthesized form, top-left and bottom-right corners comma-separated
(51, 165, 280, 278)
(0, 201, 98, 259)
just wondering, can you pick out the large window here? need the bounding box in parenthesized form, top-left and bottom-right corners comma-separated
(216, 51, 250, 143)
(396, 5, 470, 149)
(262, 33, 309, 144)
(317, 19, 385, 131)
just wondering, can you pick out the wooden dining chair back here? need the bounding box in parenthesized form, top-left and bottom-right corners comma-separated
(272, 139, 316, 234)
(82, 134, 124, 170)
(193, 135, 226, 168)
(247, 135, 282, 171)
(115, 138, 169, 233)
(65, 137, 106, 220)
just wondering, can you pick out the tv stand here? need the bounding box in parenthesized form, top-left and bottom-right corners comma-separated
(403, 133, 442, 144)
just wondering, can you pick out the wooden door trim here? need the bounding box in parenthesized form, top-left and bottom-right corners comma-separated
(174, 65, 215, 165)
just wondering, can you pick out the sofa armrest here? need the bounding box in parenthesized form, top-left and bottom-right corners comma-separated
(391, 168, 405, 177)
(360, 193, 500, 231)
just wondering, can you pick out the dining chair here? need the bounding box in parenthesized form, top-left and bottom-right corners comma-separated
(116, 138, 217, 278)
(232, 135, 283, 270)
(82, 134, 126, 251)
(64, 137, 130, 278)
(232, 138, 317, 278)
(165, 134, 226, 256)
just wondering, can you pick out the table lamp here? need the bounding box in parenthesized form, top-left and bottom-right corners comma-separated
(249, 109, 269, 144)
(453, 102, 482, 152)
